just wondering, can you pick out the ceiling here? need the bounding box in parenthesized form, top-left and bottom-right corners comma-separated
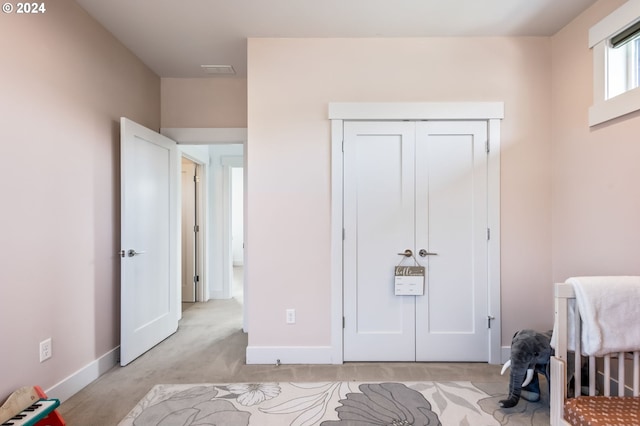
(75, 0, 598, 78)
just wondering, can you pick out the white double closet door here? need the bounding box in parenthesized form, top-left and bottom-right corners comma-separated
(343, 120, 489, 362)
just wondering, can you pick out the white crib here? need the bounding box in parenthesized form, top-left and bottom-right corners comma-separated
(550, 282, 640, 426)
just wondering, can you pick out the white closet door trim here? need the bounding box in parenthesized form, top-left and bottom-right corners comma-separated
(329, 102, 503, 365)
(161, 127, 247, 145)
(328, 102, 504, 120)
(330, 119, 344, 364)
(488, 118, 502, 364)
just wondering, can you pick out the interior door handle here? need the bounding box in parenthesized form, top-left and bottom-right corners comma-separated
(127, 249, 146, 257)
(397, 249, 413, 257)
(419, 249, 438, 257)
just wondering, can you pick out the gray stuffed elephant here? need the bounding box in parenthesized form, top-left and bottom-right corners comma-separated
(499, 329, 553, 408)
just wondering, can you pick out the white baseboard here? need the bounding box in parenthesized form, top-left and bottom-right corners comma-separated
(209, 290, 228, 300)
(247, 345, 510, 366)
(45, 347, 119, 403)
(246, 346, 339, 365)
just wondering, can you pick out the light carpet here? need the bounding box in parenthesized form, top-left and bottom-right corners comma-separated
(119, 381, 549, 425)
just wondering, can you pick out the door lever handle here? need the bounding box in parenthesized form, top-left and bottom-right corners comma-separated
(397, 249, 413, 257)
(127, 249, 146, 257)
(419, 249, 438, 257)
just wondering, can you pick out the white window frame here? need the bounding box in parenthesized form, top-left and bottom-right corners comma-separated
(589, 0, 640, 126)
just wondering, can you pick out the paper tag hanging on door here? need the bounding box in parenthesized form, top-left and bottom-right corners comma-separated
(394, 266, 425, 295)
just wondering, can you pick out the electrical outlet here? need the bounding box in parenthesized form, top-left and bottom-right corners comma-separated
(286, 309, 296, 324)
(40, 338, 52, 362)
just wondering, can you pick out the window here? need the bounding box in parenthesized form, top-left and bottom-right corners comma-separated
(589, 1, 640, 126)
(607, 23, 640, 99)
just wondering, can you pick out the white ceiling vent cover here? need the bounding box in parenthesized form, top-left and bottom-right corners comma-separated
(201, 65, 236, 75)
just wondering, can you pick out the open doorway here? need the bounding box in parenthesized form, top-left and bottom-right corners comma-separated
(180, 151, 243, 313)
(163, 128, 247, 330)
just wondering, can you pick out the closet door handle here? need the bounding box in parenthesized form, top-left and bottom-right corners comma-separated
(397, 249, 413, 257)
(419, 249, 438, 257)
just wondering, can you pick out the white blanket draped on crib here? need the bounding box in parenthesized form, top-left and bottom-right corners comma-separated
(551, 276, 640, 356)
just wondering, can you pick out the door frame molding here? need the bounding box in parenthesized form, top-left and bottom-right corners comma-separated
(329, 102, 504, 364)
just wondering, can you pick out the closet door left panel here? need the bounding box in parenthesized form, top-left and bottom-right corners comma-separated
(343, 121, 416, 361)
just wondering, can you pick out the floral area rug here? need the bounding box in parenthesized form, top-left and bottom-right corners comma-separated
(119, 381, 549, 425)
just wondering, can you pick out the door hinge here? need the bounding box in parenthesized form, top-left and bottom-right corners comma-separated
(343, 316, 345, 329)
(342, 140, 344, 153)
(342, 228, 345, 240)
(194, 225, 199, 233)
(194, 175, 201, 183)
(485, 140, 490, 153)
(487, 228, 491, 240)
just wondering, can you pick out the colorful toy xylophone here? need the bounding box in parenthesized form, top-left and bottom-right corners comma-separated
(0, 386, 65, 426)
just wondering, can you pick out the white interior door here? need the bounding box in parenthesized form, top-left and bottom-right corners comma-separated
(120, 117, 178, 366)
(343, 122, 416, 361)
(415, 121, 488, 361)
(343, 120, 489, 362)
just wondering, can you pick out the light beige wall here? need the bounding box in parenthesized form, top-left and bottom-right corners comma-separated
(247, 37, 554, 349)
(0, 0, 159, 400)
(551, 0, 640, 280)
(161, 78, 247, 128)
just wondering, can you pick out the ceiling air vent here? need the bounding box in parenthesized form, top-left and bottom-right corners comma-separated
(201, 65, 236, 75)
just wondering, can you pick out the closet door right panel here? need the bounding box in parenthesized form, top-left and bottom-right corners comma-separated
(415, 121, 489, 362)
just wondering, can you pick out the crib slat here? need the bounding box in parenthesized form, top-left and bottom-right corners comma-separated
(604, 354, 611, 396)
(619, 352, 625, 396)
(588, 356, 596, 396)
(574, 309, 581, 396)
(634, 351, 639, 396)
